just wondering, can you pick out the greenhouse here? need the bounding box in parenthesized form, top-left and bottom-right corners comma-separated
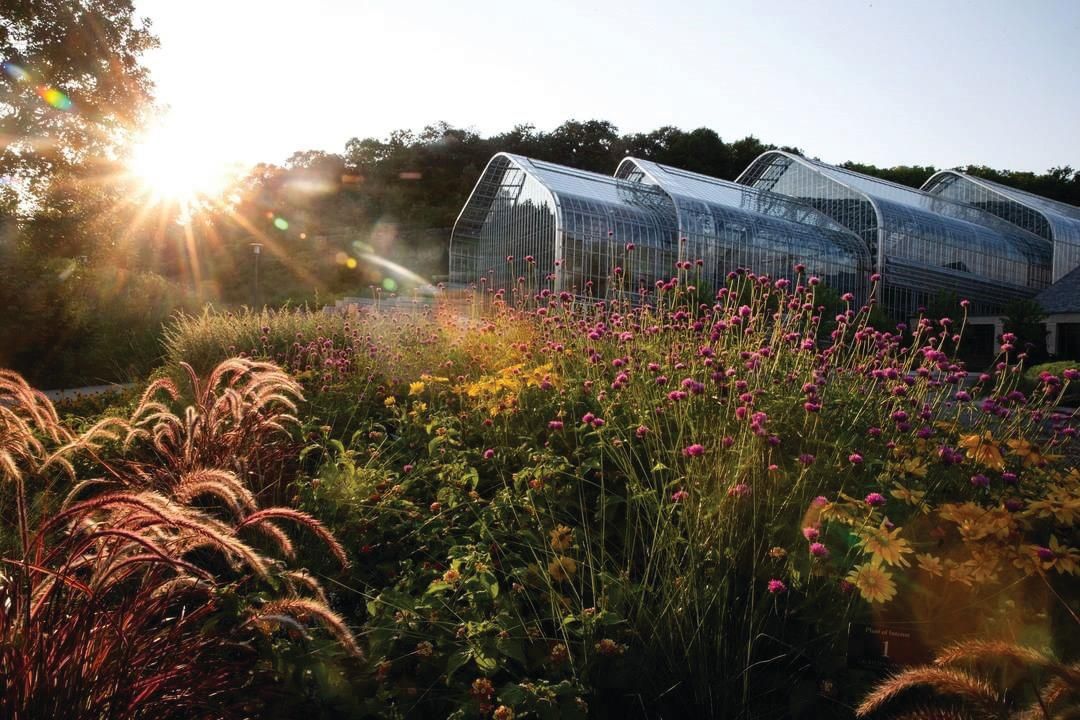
(737, 151, 1053, 317)
(450, 153, 871, 301)
(614, 158, 871, 301)
(922, 170, 1080, 283)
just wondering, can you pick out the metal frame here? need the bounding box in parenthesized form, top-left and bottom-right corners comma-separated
(922, 170, 1080, 283)
(737, 151, 1053, 317)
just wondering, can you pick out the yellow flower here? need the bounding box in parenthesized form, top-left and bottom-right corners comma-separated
(409, 381, 426, 396)
(383, 395, 396, 407)
(420, 373, 449, 383)
(890, 482, 927, 510)
(899, 457, 928, 478)
(847, 562, 897, 603)
(939, 502, 1013, 541)
(916, 553, 944, 577)
(860, 524, 913, 567)
(1027, 486, 1080, 525)
(958, 432, 1005, 470)
(549, 525, 574, 552)
(1006, 438, 1044, 467)
(547, 556, 577, 583)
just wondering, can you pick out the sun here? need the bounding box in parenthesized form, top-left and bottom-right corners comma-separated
(126, 121, 241, 209)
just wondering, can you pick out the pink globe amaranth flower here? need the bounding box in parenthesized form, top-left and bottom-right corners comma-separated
(767, 579, 787, 594)
(865, 492, 886, 507)
(483, 449, 495, 460)
(812, 495, 829, 507)
(683, 443, 706, 457)
(802, 527, 820, 541)
(581, 412, 595, 424)
(848, 453, 864, 465)
(525, 254, 535, 263)
(722, 436, 735, 448)
(671, 489, 690, 502)
(797, 453, 815, 466)
(548, 420, 564, 431)
(794, 263, 806, 273)
(635, 425, 649, 438)
(728, 483, 751, 498)
(1002, 471, 1018, 486)
(1064, 368, 1080, 381)
(870, 273, 881, 282)
(809, 542, 829, 559)
(592, 418, 605, 428)
(1036, 546, 1056, 562)
(625, 242, 635, 251)
(970, 473, 990, 488)
(403, 463, 414, 474)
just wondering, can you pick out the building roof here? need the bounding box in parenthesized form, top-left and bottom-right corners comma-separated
(1035, 263, 1080, 314)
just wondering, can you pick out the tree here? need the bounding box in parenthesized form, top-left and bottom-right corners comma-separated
(1002, 298, 1048, 364)
(0, 1, 158, 193)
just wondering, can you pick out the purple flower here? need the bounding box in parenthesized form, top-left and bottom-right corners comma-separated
(1036, 546, 1056, 562)
(802, 527, 820, 541)
(548, 420, 564, 431)
(1002, 471, 1018, 486)
(483, 449, 495, 460)
(683, 443, 706, 457)
(809, 542, 829, 559)
(671, 489, 689, 503)
(581, 412, 595, 424)
(767, 579, 787, 594)
(848, 453, 864, 465)
(797, 453, 816, 466)
(865, 492, 886, 508)
(635, 425, 650, 438)
(970, 473, 990, 488)
(728, 483, 751, 498)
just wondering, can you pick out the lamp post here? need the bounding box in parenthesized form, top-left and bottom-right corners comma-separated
(250, 242, 263, 308)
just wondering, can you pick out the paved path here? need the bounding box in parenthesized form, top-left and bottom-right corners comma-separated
(43, 383, 136, 403)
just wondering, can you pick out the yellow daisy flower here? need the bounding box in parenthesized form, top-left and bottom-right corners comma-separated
(847, 562, 897, 603)
(916, 553, 944, 577)
(860, 524, 913, 567)
(958, 432, 1005, 471)
(409, 381, 426, 396)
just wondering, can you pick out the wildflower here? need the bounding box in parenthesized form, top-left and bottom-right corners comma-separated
(384, 395, 396, 407)
(767, 579, 787, 594)
(768, 546, 787, 560)
(809, 542, 829, 559)
(890, 482, 926, 509)
(671, 489, 690, 502)
(683, 443, 705, 457)
(1002, 471, 1018, 485)
(408, 381, 425, 396)
(548, 419, 564, 430)
(802, 526, 820, 541)
(582, 412, 595, 424)
(635, 425, 649, 438)
(430, 501, 441, 513)
(860, 524, 913, 567)
(1005, 438, 1043, 467)
(483, 448, 495, 459)
(548, 555, 577, 582)
(595, 638, 624, 656)
(848, 452, 864, 465)
(494, 706, 515, 720)
(847, 562, 897, 603)
(415, 640, 434, 657)
(471, 677, 495, 699)
(899, 457, 928, 478)
(797, 453, 816, 466)
(970, 473, 990, 488)
(865, 492, 886, 508)
(549, 525, 574, 552)
(549, 642, 569, 663)
(728, 483, 751, 498)
(916, 553, 944, 577)
(959, 432, 1005, 470)
(443, 568, 461, 584)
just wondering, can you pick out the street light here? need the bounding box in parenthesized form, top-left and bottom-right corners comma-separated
(250, 242, 263, 308)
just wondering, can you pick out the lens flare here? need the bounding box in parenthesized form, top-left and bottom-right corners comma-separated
(36, 85, 73, 111)
(2, 61, 30, 82)
(273, 217, 289, 231)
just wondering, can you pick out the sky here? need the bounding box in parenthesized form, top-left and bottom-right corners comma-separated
(134, 0, 1080, 173)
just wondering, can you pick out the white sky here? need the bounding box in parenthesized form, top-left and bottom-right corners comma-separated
(134, 0, 1080, 173)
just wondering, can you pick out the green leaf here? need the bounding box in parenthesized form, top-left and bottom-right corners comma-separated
(445, 650, 471, 683)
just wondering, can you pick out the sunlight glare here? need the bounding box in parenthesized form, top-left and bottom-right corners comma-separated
(126, 120, 245, 209)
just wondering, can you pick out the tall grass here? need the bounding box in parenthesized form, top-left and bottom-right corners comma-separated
(0, 362, 358, 719)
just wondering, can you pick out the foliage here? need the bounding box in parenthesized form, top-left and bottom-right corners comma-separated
(0, 361, 358, 719)
(0, 0, 157, 190)
(162, 262, 1078, 717)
